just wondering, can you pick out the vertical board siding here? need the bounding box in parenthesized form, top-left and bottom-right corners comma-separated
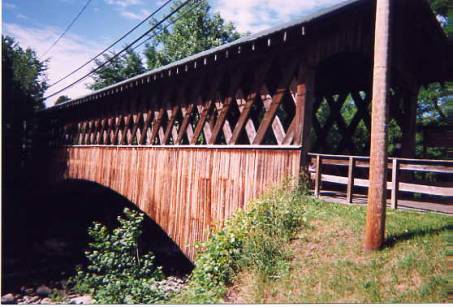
(52, 146, 301, 260)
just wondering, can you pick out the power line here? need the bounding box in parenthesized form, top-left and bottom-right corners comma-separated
(42, 0, 93, 57)
(44, 0, 193, 101)
(48, 0, 174, 89)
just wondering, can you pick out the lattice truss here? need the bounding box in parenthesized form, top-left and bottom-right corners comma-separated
(53, 54, 307, 147)
(311, 87, 407, 155)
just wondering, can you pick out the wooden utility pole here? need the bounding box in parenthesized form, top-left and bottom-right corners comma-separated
(364, 0, 392, 251)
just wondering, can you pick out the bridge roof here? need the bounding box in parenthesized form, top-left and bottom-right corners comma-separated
(45, 0, 446, 112)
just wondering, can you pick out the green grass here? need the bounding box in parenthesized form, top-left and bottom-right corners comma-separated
(170, 182, 448, 304)
(228, 199, 449, 303)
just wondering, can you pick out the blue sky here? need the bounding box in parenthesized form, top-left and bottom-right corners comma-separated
(2, 0, 345, 106)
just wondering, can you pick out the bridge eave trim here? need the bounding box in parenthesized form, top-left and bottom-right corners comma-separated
(58, 144, 304, 150)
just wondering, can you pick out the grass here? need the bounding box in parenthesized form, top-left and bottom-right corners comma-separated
(226, 199, 449, 303)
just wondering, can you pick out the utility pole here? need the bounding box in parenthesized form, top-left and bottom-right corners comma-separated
(364, 0, 392, 251)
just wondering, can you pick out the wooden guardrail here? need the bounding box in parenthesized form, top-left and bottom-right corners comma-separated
(308, 153, 453, 209)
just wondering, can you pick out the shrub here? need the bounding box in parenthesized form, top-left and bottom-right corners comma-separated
(173, 179, 308, 303)
(70, 208, 167, 304)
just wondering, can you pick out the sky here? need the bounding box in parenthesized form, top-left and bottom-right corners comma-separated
(2, 0, 346, 107)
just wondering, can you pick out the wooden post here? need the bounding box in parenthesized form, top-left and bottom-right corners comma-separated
(347, 156, 355, 203)
(364, 0, 392, 251)
(314, 155, 322, 198)
(294, 63, 315, 166)
(391, 158, 399, 209)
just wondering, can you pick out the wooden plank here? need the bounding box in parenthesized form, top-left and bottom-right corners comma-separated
(208, 69, 244, 145)
(162, 105, 181, 145)
(230, 89, 257, 144)
(175, 104, 195, 145)
(175, 78, 204, 144)
(314, 154, 322, 197)
(229, 60, 273, 145)
(253, 57, 298, 145)
(391, 158, 399, 209)
(191, 71, 225, 145)
(347, 156, 355, 203)
(51, 146, 302, 261)
(260, 86, 286, 144)
(310, 173, 453, 197)
(149, 86, 173, 145)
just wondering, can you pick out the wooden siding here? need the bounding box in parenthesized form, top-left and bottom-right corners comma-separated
(50, 146, 301, 260)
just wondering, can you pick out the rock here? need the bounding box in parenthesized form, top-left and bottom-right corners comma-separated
(69, 295, 92, 304)
(36, 285, 52, 297)
(23, 288, 34, 295)
(40, 298, 52, 304)
(1, 293, 16, 304)
(24, 296, 40, 304)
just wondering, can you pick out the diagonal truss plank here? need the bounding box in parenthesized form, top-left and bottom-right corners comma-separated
(162, 80, 190, 144)
(191, 69, 225, 144)
(149, 85, 173, 145)
(253, 57, 299, 145)
(230, 89, 256, 144)
(139, 91, 158, 145)
(260, 85, 286, 144)
(208, 69, 244, 144)
(229, 59, 273, 145)
(162, 104, 181, 144)
(175, 77, 204, 144)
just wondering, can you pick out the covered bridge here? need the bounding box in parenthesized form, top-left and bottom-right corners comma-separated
(36, 0, 450, 259)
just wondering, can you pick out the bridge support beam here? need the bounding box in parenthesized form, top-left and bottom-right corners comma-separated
(364, 0, 392, 251)
(295, 63, 315, 166)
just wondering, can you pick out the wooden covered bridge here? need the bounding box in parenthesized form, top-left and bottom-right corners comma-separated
(36, 0, 450, 259)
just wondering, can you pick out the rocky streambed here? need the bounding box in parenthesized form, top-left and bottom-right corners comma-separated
(1, 276, 188, 304)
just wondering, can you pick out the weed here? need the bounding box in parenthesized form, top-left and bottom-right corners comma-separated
(70, 208, 167, 304)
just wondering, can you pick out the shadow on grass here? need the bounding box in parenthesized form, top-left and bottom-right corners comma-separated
(384, 225, 450, 248)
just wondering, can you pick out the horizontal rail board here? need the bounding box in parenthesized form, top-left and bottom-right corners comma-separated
(309, 157, 453, 174)
(308, 153, 453, 164)
(310, 173, 453, 197)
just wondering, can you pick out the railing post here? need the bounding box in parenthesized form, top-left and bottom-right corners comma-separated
(347, 156, 355, 203)
(391, 158, 399, 209)
(314, 154, 322, 198)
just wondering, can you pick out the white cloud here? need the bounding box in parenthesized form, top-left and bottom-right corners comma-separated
(4, 2, 16, 9)
(213, 0, 347, 33)
(121, 8, 150, 20)
(105, 0, 142, 8)
(16, 13, 28, 20)
(3, 23, 106, 107)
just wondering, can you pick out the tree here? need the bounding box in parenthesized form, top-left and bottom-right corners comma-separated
(88, 48, 145, 90)
(144, 0, 240, 69)
(2, 35, 48, 165)
(55, 95, 71, 105)
(2, 35, 48, 263)
(2, 35, 48, 108)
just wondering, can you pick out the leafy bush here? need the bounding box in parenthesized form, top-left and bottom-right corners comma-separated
(173, 179, 308, 303)
(70, 208, 167, 304)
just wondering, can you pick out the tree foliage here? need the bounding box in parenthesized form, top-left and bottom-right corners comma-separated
(87, 0, 239, 89)
(144, 0, 240, 69)
(54, 95, 71, 105)
(429, 0, 447, 19)
(2, 35, 48, 108)
(88, 48, 145, 90)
